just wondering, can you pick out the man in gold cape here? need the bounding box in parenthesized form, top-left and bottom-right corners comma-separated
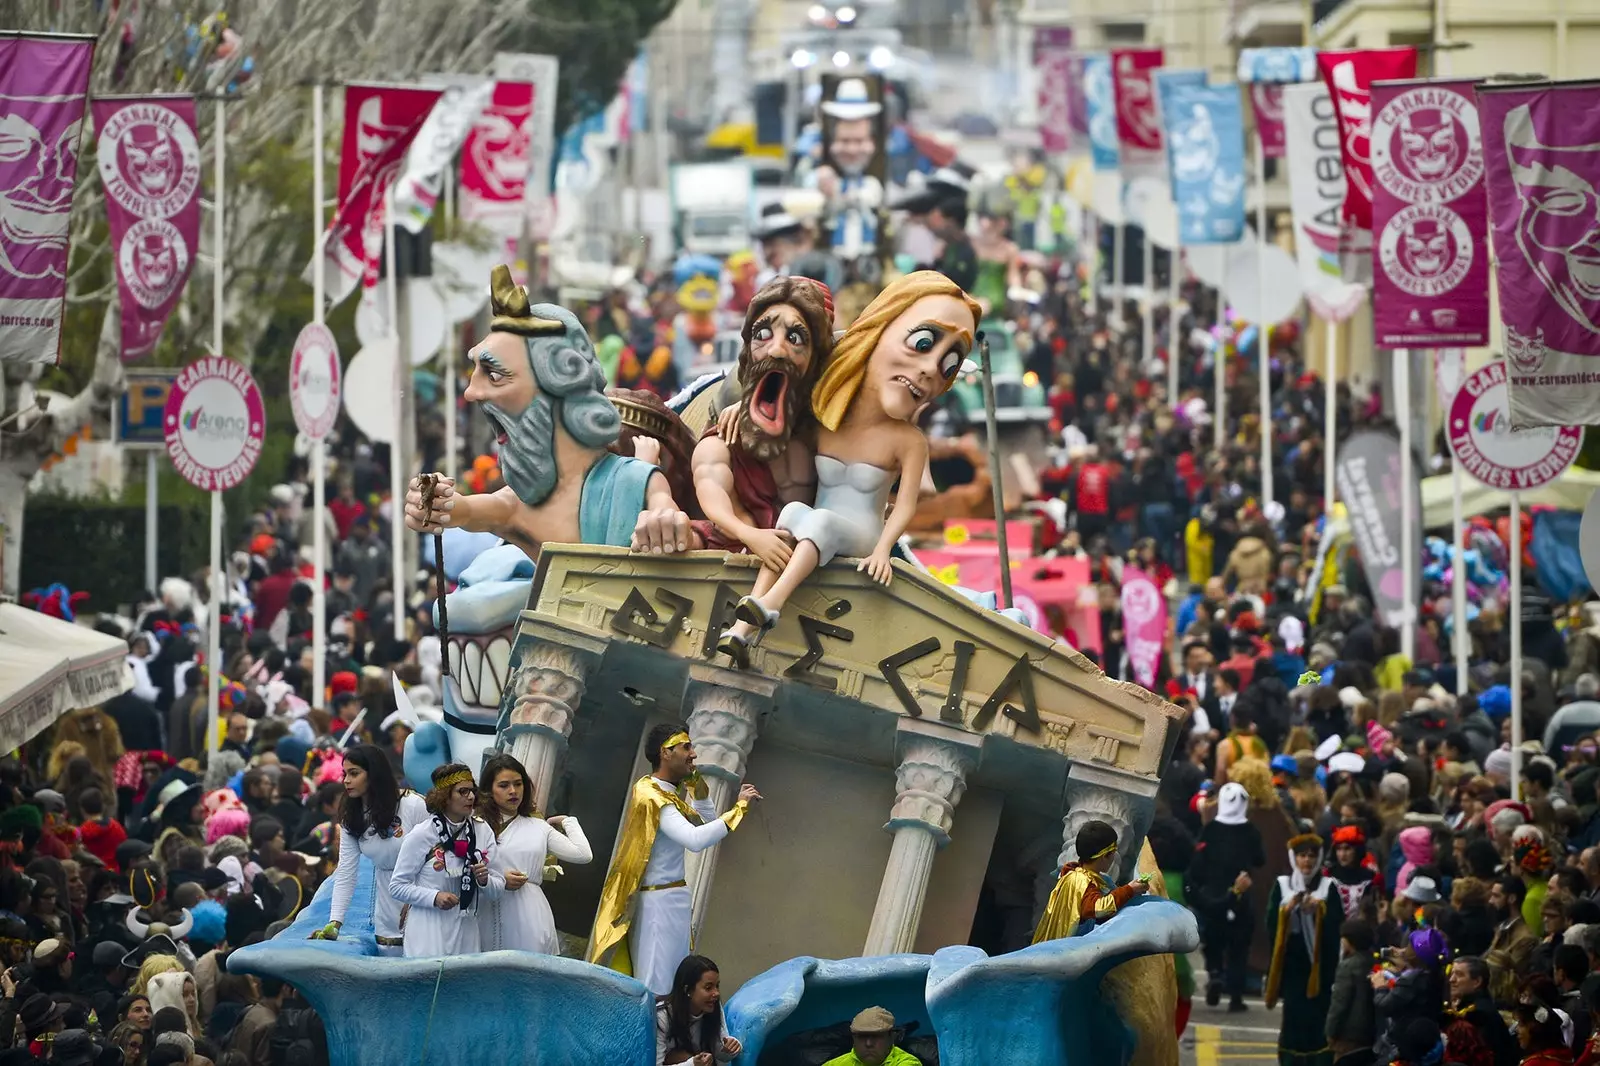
(586, 723, 761, 994)
(1033, 819, 1149, 942)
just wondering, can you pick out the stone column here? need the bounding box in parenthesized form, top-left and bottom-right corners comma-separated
(682, 664, 775, 942)
(862, 720, 982, 957)
(1055, 761, 1161, 884)
(499, 622, 609, 814)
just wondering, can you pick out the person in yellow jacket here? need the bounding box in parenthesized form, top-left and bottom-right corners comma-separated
(822, 1007, 922, 1066)
(1033, 820, 1151, 942)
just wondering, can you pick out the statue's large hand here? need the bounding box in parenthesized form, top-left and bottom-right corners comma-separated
(405, 474, 456, 533)
(632, 507, 692, 554)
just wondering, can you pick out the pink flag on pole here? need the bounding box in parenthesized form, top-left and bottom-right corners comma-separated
(1033, 28, 1074, 154)
(1120, 565, 1167, 691)
(93, 96, 203, 361)
(1478, 80, 1600, 430)
(0, 34, 95, 366)
(1250, 84, 1288, 159)
(1369, 79, 1490, 348)
(1316, 47, 1419, 231)
(1111, 48, 1165, 172)
(459, 81, 535, 268)
(1066, 54, 1092, 149)
(313, 84, 442, 309)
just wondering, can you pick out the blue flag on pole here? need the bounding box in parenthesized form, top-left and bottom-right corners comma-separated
(1153, 69, 1208, 179)
(1160, 82, 1247, 244)
(1083, 55, 1118, 172)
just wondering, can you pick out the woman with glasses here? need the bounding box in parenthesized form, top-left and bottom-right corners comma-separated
(389, 762, 503, 957)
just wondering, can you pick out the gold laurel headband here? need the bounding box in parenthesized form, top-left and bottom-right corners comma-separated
(1089, 842, 1118, 861)
(663, 732, 692, 750)
(437, 770, 475, 791)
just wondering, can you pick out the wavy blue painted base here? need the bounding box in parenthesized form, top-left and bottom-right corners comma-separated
(229, 860, 1198, 1066)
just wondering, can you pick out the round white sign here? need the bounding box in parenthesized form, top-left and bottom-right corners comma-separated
(290, 323, 342, 440)
(1446, 361, 1581, 490)
(163, 356, 265, 492)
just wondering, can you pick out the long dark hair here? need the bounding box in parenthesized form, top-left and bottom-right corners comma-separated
(338, 744, 401, 839)
(477, 753, 536, 835)
(661, 955, 721, 1056)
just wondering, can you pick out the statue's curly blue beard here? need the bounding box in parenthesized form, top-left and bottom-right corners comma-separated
(485, 395, 558, 506)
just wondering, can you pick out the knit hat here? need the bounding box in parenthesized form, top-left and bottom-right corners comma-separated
(1484, 747, 1513, 778)
(1479, 684, 1512, 720)
(1379, 772, 1410, 804)
(329, 670, 359, 697)
(1215, 782, 1250, 826)
(1367, 720, 1395, 753)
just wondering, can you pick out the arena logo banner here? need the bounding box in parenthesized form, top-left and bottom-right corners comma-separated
(93, 96, 202, 361)
(1120, 565, 1166, 691)
(1110, 48, 1165, 175)
(1283, 81, 1373, 309)
(1446, 361, 1581, 490)
(1335, 428, 1422, 629)
(1478, 80, 1600, 430)
(0, 34, 95, 366)
(1033, 27, 1074, 154)
(1082, 55, 1119, 172)
(311, 83, 441, 309)
(1370, 79, 1489, 348)
(1158, 78, 1246, 244)
(1315, 48, 1419, 232)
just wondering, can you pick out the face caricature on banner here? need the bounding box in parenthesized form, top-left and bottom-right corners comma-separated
(810, 76, 887, 265)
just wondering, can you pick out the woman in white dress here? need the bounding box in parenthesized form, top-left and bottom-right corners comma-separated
(389, 761, 503, 957)
(311, 744, 429, 955)
(477, 753, 594, 954)
(656, 955, 742, 1065)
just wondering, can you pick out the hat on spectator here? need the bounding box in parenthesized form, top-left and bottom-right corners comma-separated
(1314, 735, 1342, 762)
(32, 939, 68, 966)
(91, 942, 124, 968)
(1366, 721, 1395, 752)
(1338, 687, 1365, 710)
(1327, 751, 1365, 775)
(850, 1007, 896, 1034)
(1484, 748, 1514, 778)
(47, 1029, 97, 1066)
(1402, 876, 1439, 903)
(30, 789, 66, 814)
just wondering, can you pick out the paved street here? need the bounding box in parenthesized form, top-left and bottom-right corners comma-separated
(1181, 1000, 1279, 1065)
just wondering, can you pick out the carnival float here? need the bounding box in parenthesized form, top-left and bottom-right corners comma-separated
(227, 266, 1196, 1066)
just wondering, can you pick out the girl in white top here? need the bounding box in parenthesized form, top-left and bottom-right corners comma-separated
(389, 761, 503, 957)
(477, 753, 594, 954)
(312, 744, 429, 955)
(655, 955, 741, 1066)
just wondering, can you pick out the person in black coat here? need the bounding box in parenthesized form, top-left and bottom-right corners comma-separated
(1188, 782, 1267, 1012)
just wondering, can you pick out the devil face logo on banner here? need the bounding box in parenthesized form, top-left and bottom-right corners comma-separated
(99, 104, 202, 220)
(117, 217, 189, 308)
(1379, 203, 1472, 297)
(1506, 114, 1600, 338)
(1372, 87, 1483, 205)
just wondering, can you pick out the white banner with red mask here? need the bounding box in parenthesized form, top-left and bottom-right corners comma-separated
(93, 95, 202, 361)
(1111, 48, 1165, 177)
(310, 84, 441, 309)
(0, 34, 95, 365)
(1120, 564, 1167, 691)
(1478, 80, 1600, 430)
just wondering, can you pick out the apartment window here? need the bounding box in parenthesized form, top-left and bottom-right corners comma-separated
(1101, 22, 1147, 43)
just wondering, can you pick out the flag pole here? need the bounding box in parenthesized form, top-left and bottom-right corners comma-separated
(387, 186, 406, 643)
(311, 83, 328, 711)
(208, 97, 226, 760)
(1254, 140, 1273, 510)
(978, 335, 1013, 610)
(1510, 490, 1523, 797)
(1324, 317, 1337, 515)
(443, 172, 458, 482)
(1397, 348, 1416, 663)
(1168, 243, 1181, 410)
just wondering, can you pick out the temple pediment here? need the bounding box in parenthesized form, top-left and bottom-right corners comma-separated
(522, 546, 1181, 779)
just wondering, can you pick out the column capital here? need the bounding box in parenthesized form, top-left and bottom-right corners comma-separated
(499, 636, 600, 748)
(683, 676, 772, 783)
(1057, 760, 1160, 878)
(887, 721, 981, 847)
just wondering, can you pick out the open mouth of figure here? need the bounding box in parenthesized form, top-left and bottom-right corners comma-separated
(892, 375, 926, 402)
(443, 630, 514, 725)
(750, 370, 789, 435)
(484, 408, 510, 446)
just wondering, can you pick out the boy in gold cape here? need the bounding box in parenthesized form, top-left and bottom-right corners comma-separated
(586, 723, 761, 994)
(1033, 820, 1150, 942)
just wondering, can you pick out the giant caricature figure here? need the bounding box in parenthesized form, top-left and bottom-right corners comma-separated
(402, 266, 693, 782)
(690, 276, 834, 567)
(810, 77, 884, 262)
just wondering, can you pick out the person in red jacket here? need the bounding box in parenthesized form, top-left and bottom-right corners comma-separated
(77, 788, 127, 873)
(1074, 446, 1112, 542)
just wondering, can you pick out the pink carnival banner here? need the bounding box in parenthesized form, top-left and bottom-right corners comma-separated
(1111, 48, 1165, 173)
(1035, 47, 1074, 153)
(0, 34, 95, 366)
(1316, 48, 1419, 232)
(1120, 564, 1166, 691)
(1066, 54, 1092, 149)
(1370, 79, 1489, 347)
(312, 84, 441, 309)
(1250, 84, 1287, 159)
(1478, 81, 1600, 430)
(459, 80, 535, 269)
(93, 96, 202, 361)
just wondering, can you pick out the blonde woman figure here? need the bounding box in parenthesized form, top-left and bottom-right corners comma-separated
(717, 272, 981, 665)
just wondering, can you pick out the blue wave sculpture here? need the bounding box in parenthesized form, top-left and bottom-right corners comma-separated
(229, 857, 1198, 1066)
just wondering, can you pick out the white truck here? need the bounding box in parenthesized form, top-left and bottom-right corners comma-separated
(670, 161, 754, 257)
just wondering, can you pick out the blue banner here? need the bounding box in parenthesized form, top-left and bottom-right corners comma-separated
(1083, 55, 1118, 172)
(1154, 69, 1208, 178)
(1160, 82, 1247, 244)
(1236, 47, 1316, 84)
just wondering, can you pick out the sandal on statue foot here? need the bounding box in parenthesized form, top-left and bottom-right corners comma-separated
(716, 630, 752, 670)
(734, 595, 779, 631)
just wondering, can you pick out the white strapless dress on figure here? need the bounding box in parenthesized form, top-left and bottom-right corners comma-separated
(776, 455, 893, 565)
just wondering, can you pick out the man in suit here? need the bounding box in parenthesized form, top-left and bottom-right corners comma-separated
(1183, 641, 1224, 734)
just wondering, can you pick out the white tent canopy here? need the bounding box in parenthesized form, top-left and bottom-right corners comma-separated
(1421, 467, 1600, 530)
(0, 604, 130, 752)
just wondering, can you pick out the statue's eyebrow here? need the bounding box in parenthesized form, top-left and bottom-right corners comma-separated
(472, 350, 510, 374)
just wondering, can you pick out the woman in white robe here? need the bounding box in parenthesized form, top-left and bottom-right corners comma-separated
(313, 744, 429, 955)
(477, 753, 594, 954)
(389, 761, 503, 957)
